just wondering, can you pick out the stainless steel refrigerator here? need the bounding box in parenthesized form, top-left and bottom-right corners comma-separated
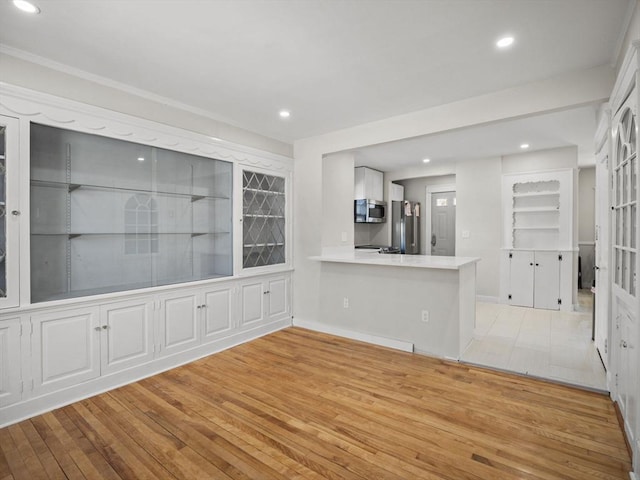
(391, 200, 420, 254)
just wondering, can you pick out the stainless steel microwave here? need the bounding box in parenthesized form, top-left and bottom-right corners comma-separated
(354, 199, 386, 223)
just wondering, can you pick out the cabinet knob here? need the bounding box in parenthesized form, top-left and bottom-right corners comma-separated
(201, 304, 207, 309)
(102, 325, 109, 330)
(197, 305, 202, 309)
(264, 290, 270, 295)
(11, 210, 20, 216)
(529, 263, 533, 266)
(94, 326, 102, 332)
(621, 340, 628, 348)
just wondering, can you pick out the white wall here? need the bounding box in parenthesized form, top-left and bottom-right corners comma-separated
(322, 153, 356, 251)
(455, 157, 503, 299)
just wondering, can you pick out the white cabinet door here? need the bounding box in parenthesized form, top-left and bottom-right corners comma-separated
(202, 285, 233, 342)
(0, 318, 21, 407)
(508, 251, 534, 307)
(266, 276, 288, 320)
(100, 299, 154, 375)
(0, 115, 20, 309)
(158, 292, 200, 357)
(240, 280, 265, 326)
(31, 307, 101, 396)
(533, 252, 560, 310)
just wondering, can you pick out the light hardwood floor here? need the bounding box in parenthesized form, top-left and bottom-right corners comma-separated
(0, 328, 631, 479)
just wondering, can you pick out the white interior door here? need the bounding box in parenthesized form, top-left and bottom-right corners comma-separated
(431, 191, 456, 256)
(610, 93, 639, 462)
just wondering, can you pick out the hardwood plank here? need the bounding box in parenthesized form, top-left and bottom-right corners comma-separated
(0, 327, 632, 479)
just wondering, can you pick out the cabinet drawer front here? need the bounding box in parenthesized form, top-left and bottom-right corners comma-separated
(32, 310, 101, 394)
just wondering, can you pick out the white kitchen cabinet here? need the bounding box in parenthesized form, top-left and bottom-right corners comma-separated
(31, 307, 101, 396)
(507, 250, 561, 310)
(157, 291, 200, 357)
(0, 318, 21, 407)
(99, 299, 155, 376)
(354, 167, 384, 200)
(389, 182, 404, 202)
(240, 274, 290, 327)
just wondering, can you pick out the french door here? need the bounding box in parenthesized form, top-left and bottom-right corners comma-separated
(610, 92, 639, 458)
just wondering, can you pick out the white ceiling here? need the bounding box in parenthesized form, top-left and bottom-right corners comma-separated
(352, 104, 600, 171)
(0, 0, 632, 150)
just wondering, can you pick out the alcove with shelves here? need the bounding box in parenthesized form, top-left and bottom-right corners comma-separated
(30, 123, 233, 303)
(501, 169, 575, 311)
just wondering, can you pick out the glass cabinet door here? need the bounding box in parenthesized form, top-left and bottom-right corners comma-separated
(242, 169, 286, 269)
(0, 115, 20, 308)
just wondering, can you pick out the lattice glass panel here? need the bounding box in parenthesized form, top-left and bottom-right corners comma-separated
(612, 106, 638, 296)
(243, 170, 286, 268)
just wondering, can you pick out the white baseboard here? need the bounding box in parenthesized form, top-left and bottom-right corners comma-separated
(476, 295, 500, 304)
(292, 319, 414, 353)
(629, 472, 637, 480)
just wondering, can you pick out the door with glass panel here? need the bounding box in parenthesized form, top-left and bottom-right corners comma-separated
(242, 168, 286, 269)
(0, 115, 20, 308)
(610, 93, 639, 452)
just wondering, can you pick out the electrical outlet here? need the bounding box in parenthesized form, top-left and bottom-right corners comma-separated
(343, 297, 349, 308)
(421, 310, 429, 323)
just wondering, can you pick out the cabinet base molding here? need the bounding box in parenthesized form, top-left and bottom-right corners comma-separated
(292, 319, 413, 353)
(0, 317, 291, 428)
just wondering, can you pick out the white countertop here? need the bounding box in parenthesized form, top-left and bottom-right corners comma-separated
(310, 251, 480, 270)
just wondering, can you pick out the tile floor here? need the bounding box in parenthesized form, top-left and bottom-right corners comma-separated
(461, 290, 608, 391)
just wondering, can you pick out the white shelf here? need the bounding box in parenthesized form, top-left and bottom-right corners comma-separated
(512, 207, 559, 213)
(513, 226, 559, 230)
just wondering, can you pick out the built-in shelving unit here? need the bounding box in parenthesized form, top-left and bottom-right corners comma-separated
(30, 123, 233, 303)
(242, 170, 286, 268)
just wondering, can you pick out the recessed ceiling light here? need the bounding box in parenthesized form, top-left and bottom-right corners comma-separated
(279, 110, 290, 119)
(520, 143, 530, 149)
(137, 157, 145, 162)
(496, 36, 514, 49)
(422, 158, 431, 163)
(13, 0, 40, 14)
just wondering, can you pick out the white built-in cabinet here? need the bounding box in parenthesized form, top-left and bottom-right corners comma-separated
(354, 166, 384, 200)
(501, 169, 575, 310)
(0, 85, 293, 427)
(506, 250, 561, 310)
(240, 276, 289, 327)
(0, 318, 21, 407)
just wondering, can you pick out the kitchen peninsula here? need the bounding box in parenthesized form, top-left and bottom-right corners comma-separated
(306, 250, 480, 359)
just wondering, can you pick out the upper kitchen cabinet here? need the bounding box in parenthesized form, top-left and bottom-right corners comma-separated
(354, 167, 383, 201)
(29, 123, 233, 303)
(0, 115, 20, 309)
(239, 165, 291, 273)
